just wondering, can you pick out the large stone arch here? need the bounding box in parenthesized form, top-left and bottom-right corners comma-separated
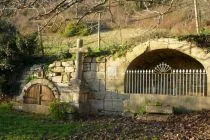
(17, 78, 60, 103)
(106, 38, 210, 95)
(102, 38, 210, 111)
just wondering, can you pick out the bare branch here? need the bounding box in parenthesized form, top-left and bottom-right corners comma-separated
(77, 0, 108, 24)
(143, 0, 175, 24)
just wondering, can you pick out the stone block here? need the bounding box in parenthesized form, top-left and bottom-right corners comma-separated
(49, 63, 55, 68)
(51, 67, 64, 73)
(83, 57, 92, 63)
(92, 93, 105, 100)
(83, 63, 91, 71)
(89, 80, 100, 91)
(55, 61, 61, 66)
(99, 80, 106, 92)
(97, 63, 105, 72)
(52, 76, 62, 83)
(91, 63, 97, 71)
(145, 105, 173, 114)
(48, 72, 54, 77)
(96, 72, 105, 79)
(89, 100, 104, 113)
(83, 72, 96, 80)
(106, 66, 117, 78)
(65, 67, 74, 72)
(105, 79, 116, 90)
(71, 72, 76, 79)
(62, 61, 73, 67)
(13, 103, 49, 115)
(60, 93, 73, 102)
(62, 73, 70, 83)
(104, 99, 122, 112)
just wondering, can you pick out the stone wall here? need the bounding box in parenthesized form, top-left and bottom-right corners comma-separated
(17, 38, 210, 114)
(48, 61, 76, 84)
(47, 60, 83, 104)
(81, 38, 210, 114)
(83, 57, 106, 92)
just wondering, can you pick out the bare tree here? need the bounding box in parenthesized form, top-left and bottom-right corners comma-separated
(0, 0, 176, 30)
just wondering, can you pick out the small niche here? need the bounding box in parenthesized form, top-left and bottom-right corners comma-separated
(55, 72, 61, 76)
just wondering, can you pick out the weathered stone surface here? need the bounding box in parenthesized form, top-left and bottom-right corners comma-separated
(106, 66, 117, 77)
(83, 63, 91, 71)
(65, 67, 74, 72)
(13, 103, 49, 115)
(71, 72, 76, 79)
(49, 63, 55, 68)
(52, 76, 62, 83)
(51, 67, 64, 73)
(96, 72, 105, 79)
(83, 57, 92, 63)
(60, 93, 73, 102)
(62, 73, 70, 83)
(104, 99, 122, 112)
(145, 105, 173, 114)
(62, 61, 73, 67)
(83, 72, 96, 80)
(88, 79, 100, 91)
(92, 92, 106, 100)
(89, 100, 104, 114)
(91, 63, 97, 71)
(97, 63, 105, 72)
(55, 61, 61, 66)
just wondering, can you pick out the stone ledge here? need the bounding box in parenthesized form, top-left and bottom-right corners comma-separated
(13, 103, 49, 115)
(145, 105, 173, 114)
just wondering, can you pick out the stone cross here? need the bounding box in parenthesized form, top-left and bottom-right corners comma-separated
(69, 39, 88, 85)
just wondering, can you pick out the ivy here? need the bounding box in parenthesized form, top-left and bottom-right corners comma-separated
(178, 34, 210, 49)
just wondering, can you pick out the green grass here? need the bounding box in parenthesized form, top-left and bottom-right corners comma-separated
(0, 104, 82, 140)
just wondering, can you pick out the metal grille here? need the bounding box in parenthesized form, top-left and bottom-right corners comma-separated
(125, 63, 207, 96)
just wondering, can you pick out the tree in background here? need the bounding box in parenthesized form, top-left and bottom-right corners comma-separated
(0, 20, 39, 96)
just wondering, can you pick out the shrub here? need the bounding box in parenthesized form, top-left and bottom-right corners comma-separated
(62, 21, 91, 37)
(16, 32, 39, 56)
(137, 104, 146, 115)
(49, 100, 76, 120)
(0, 102, 13, 110)
(62, 22, 77, 37)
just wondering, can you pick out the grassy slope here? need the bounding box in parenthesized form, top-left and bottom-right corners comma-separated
(0, 106, 81, 139)
(43, 28, 154, 56)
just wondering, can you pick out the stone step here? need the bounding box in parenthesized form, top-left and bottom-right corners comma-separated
(145, 105, 173, 114)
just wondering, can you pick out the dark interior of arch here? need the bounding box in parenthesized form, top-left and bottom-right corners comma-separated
(127, 49, 204, 70)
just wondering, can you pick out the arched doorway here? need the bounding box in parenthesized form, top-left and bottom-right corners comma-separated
(18, 79, 60, 106)
(124, 49, 207, 96)
(24, 84, 55, 105)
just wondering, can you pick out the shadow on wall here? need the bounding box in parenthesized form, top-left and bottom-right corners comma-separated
(127, 49, 204, 70)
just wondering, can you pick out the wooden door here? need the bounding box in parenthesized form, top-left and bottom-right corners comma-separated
(24, 84, 55, 105)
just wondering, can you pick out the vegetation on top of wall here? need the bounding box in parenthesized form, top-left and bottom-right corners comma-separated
(178, 28, 210, 51)
(86, 42, 133, 59)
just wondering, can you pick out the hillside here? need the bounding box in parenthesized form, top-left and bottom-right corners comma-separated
(2, 0, 210, 58)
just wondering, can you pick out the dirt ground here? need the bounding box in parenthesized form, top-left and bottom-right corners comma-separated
(70, 110, 210, 140)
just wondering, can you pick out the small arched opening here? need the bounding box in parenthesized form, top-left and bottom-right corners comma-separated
(24, 84, 55, 106)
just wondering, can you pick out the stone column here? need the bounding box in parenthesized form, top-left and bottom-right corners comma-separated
(75, 39, 83, 81)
